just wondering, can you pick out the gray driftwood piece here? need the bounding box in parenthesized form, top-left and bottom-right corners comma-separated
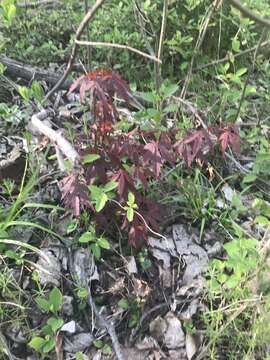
(0, 55, 72, 90)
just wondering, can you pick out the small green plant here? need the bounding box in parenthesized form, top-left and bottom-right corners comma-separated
(118, 297, 141, 328)
(5, 249, 25, 265)
(65, 218, 79, 234)
(0, 179, 16, 197)
(252, 198, 270, 227)
(93, 339, 112, 355)
(124, 192, 138, 222)
(0, 103, 25, 127)
(75, 286, 88, 310)
(137, 248, 152, 271)
(29, 288, 64, 355)
(204, 221, 270, 358)
(183, 319, 196, 335)
(89, 181, 118, 213)
(29, 317, 64, 355)
(209, 235, 258, 292)
(216, 61, 256, 120)
(76, 352, 88, 360)
(175, 169, 219, 239)
(78, 225, 110, 260)
(0, 0, 16, 27)
(35, 287, 63, 315)
(18, 81, 44, 104)
(136, 80, 179, 129)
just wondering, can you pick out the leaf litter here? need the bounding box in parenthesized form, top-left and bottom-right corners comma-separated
(0, 143, 222, 360)
(0, 61, 247, 360)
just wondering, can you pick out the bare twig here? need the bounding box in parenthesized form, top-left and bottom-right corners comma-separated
(31, 110, 79, 165)
(225, 151, 249, 174)
(110, 199, 168, 242)
(87, 295, 125, 360)
(157, 0, 168, 61)
(172, 95, 208, 129)
(234, 28, 267, 121)
(44, 0, 105, 101)
(180, 0, 220, 99)
(84, 0, 92, 70)
(155, 0, 168, 90)
(133, 1, 156, 57)
(195, 40, 269, 71)
(75, 40, 161, 63)
(227, 0, 270, 28)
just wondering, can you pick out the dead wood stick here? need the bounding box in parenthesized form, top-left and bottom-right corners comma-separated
(31, 110, 79, 164)
(87, 294, 125, 360)
(17, 0, 61, 8)
(0, 55, 73, 90)
(44, 0, 105, 101)
(75, 40, 161, 63)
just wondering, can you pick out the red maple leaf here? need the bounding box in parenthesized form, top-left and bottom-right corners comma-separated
(174, 129, 213, 166)
(112, 169, 136, 200)
(128, 215, 148, 248)
(218, 124, 240, 156)
(143, 141, 163, 178)
(69, 69, 131, 130)
(158, 132, 176, 165)
(141, 198, 165, 231)
(60, 174, 91, 217)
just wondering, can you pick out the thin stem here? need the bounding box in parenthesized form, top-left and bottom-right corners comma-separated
(180, 0, 219, 99)
(75, 40, 161, 63)
(84, 0, 91, 70)
(44, 0, 105, 101)
(155, 0, 168, 92)
(195, 40, 269, 71)
(234, 28, 267, 121)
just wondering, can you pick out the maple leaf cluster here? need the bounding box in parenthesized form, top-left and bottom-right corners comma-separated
(69, 69, 131, 133)
(60, 69, 241, 247)
(174, 124, 241, 166)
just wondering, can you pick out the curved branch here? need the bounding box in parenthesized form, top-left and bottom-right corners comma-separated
(44, 0, 105, 101)
(75, 40, 161, 63)
(228, 0, 270, 28)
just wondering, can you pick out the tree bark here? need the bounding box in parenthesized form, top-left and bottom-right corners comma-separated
(0, 55, 72, 90)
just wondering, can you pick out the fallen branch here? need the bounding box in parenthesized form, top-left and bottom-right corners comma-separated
(31, 110, 79, 165)
(75, 40, 161, 63)
(17, 0, 61, 8)
(0, 55, 72, 90)
(44, 0, 105, 101)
